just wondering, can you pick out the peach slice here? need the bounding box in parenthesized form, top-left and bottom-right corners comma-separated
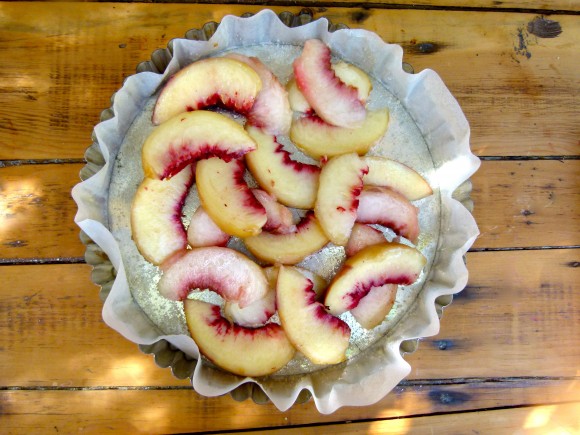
(350, 284, 398, 329)
(142, 110, 257, 180)
(196, 157, 267, 238)
(286, 78, 312, 114)
(314, 153, 368, 246)
(324, 243, 426, 315)
(345, 223, 386, 257)
(225, 53, 292, 136)
(331, 61, 372, 103)
(187, 206, 230, 248)
(293, 39, 365, 128)
(223, 287, 276, 328)
(356, 186, 420, 243)
(362, 156, 433, 201)
(245, 125, 320, 209)
(263, 265, 328, 300)
(243, 212, 329, 265)
(277, 266, 350, 365)
(131, 165, 194, 265)
(289, 109, 389, 160)
(184, 299, 295, 377)
(152, 57, 262, 125)
(252, 189, 296, 234)
(287, 62, 372, 113)
(158, 247, 268, 307)
(223, 265, 328, 328)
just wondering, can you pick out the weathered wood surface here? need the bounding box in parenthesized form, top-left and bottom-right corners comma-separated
(38, 0, 580, 12)
(0, 4, 578, 160)
(1, 2, 578, 433)
(1, 249, 577, 387)
(240, 403, 580, 435)
(2, 383, 579, 433)
(1, 160, 578, 261)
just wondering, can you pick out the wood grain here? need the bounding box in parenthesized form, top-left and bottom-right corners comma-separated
(1, 160, 578, 261)
(2, 382, 579, 433)
(0, 4, 578, 160)
(407, 248, 580, 378)
(0, 164, 83, 260)
(471, 160, 580, 249)
(39, 0, 580, 13)
(1, 249, 577, 388)
(241, 403, 580, 435)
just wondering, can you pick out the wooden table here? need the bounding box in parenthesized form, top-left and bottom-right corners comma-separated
(1, 1, 579, 433)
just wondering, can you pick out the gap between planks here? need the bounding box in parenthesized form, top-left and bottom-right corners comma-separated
(2, 375, 577, 391)
(19, 1, 580, 16)
(198, 402, 580, 435)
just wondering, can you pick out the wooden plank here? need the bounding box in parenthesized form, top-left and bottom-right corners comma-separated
(1, 249, 577, 388)
(1, 160, 577, 261)
(0, 263, 186, 388)
(1, 383, 579, 433)
(241, 403, 580, 434)
(471, 160, 580, 249)
(0, 4, 577, 159)
(0, 164, 84, 260)
(406, 248, 580, 378)
(41, 0, 580, 13)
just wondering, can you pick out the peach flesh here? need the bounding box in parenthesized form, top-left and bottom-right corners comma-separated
(225, 53, 292, 135)
(158, 247, 268, 307)
(277, 266, 350, 365)
(196, 158, 267, 238)
(293, 39, 365, 128)
(151, 57, 261, 125)
(142, 111, 257, 180)
(131, 165, 194, 265)
(243, 211, 329, 265)
(356, 186, 420, 243)
(342, 273, 413, 311)
(345, 223, 386, 257)
(187, 206, 230, 248)
(245, 125, 320, 209)
(184, 299, 295, 377)
(325, 243, 426, 315)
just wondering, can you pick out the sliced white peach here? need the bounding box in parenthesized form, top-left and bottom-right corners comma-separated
(243, 212, 329, 265)
(277, 266, 350, 365)
(345, 223, 386, 257)
(131, 165, 194, 265)
(142, 110, 257, 180)
(324, 243, 426, 315)
(362, 156, 433, 201)
(223, 288, 276, 328)
(184, 299, 295, 377)
(158, 247, 268, 307)
(263, 266, 328, 300)
(331, 61, 372, 103)
(314, 153, 368, 246)
(287, 62, 372, 114)
(225, 53, 292, 136)
(186, 206, 230, 248)
(290, 109, 389, 160)
(350, 284, 398, 329)
(152, 57, 262, 125)
(293, 39, 365, 128)
(252, 189, 296, 234)
(356, 186, 420, 243)
(286, 78, 312, 114)
(245, 125, 320, 209)
(196, 157, 267, 238)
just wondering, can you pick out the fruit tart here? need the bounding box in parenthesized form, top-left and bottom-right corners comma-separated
(73, 10, 480, 413)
